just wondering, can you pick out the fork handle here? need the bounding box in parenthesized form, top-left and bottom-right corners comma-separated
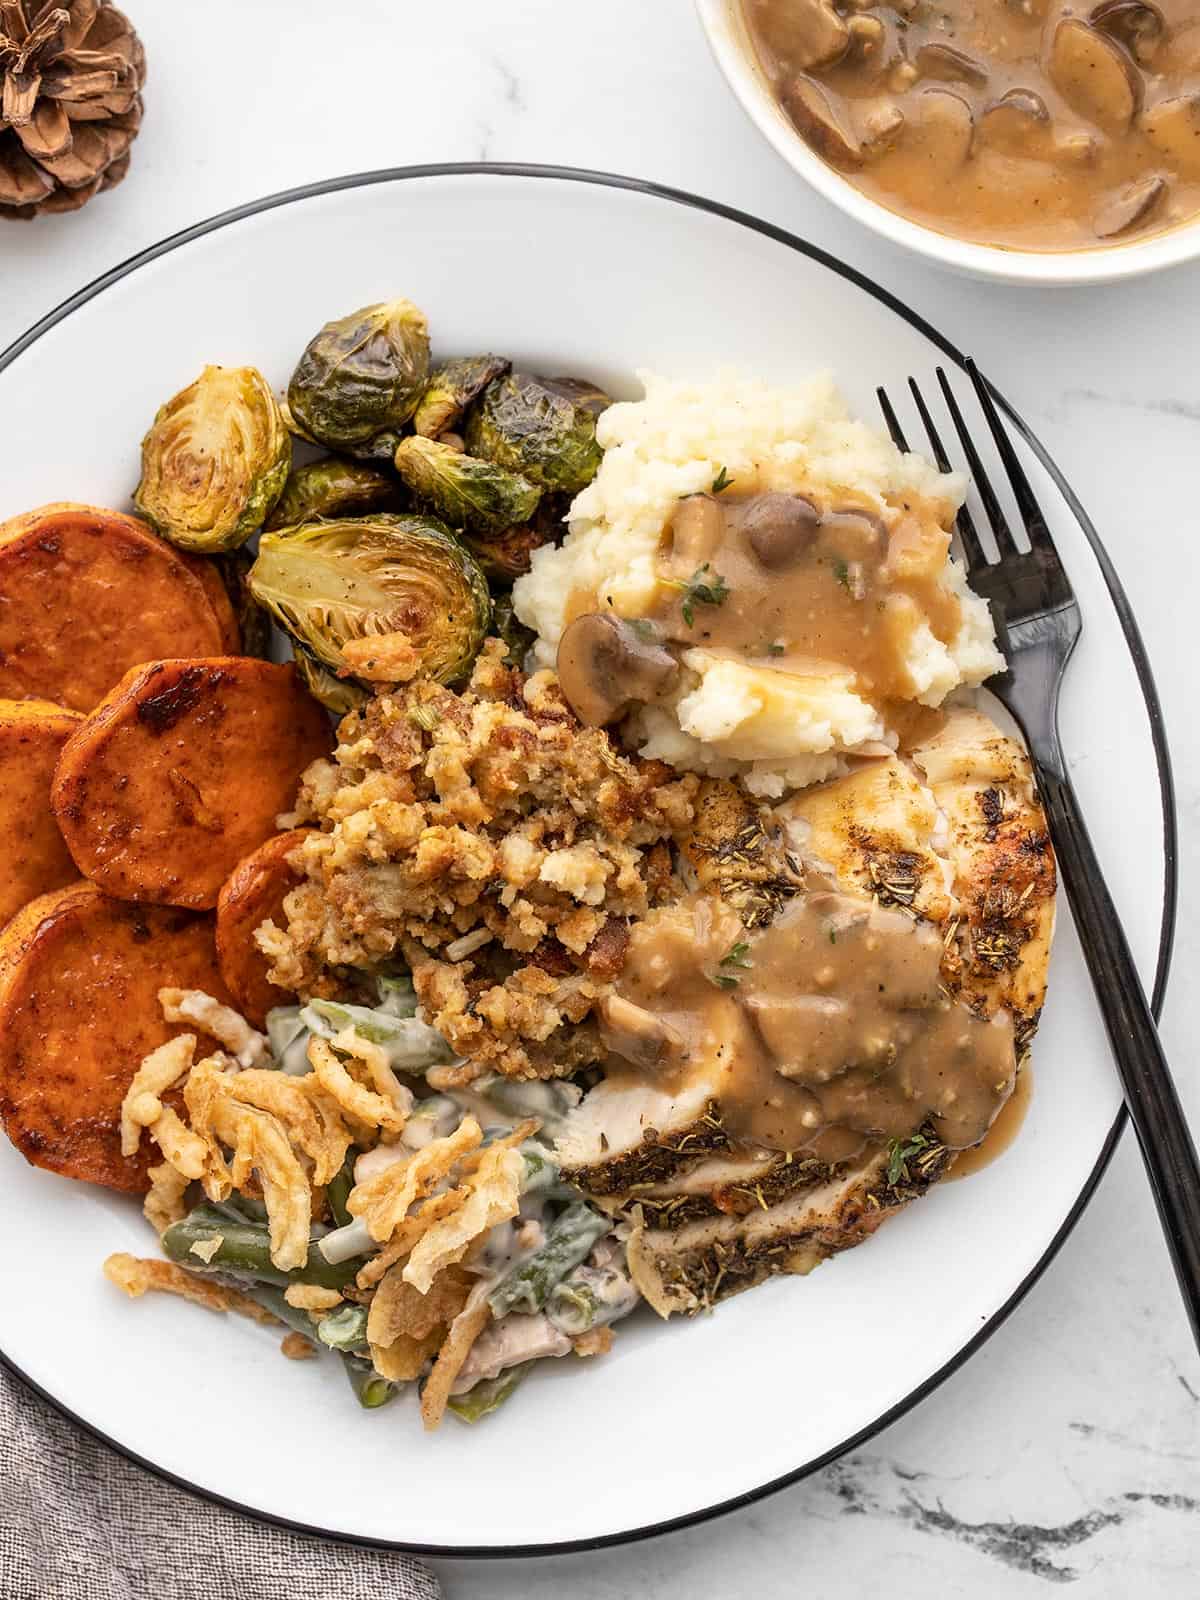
(1036, 761, 1200, 1351)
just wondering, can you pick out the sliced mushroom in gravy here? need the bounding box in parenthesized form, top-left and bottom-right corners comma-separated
(742, 0, 1200, 251)
(608, 882, 1015, 1160)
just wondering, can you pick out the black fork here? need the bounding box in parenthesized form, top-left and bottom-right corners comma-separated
(879, 361, 1200, 1353)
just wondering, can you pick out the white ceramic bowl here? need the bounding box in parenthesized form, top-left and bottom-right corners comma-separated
(696, 0, 1200, 287)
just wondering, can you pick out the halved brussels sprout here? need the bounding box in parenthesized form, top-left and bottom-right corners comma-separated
(393, 436, 541, 535)
(491, 593, 536, 669)
(134, 365, 291, 552)
(287, 299, 431, 454)
(214, 549, 273, 659)
(465, 372, 605, 496)
(249, 513, 491, 685)
(413, 355, 511, 439)
(293, 645, 369, 717)
(265, 458, 401, 531)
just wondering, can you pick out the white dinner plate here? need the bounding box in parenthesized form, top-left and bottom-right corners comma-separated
(0, 166, 1176, 1555)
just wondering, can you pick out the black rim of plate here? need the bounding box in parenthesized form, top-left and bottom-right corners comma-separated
(0, 163, 1179, 1560)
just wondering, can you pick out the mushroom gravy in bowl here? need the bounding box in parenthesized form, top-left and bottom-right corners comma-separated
(698, 0, 1200, 281)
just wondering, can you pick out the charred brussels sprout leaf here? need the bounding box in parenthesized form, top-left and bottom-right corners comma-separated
(134, 365, 291, 553)
(413, 354, 511, 439)
(293, 645, 370, 717)
(393, 436, 542, 536)
(287, 299, 431, 453)
(465, 372, 604, 495)
(463, 494, 567, 582)
(542, 377, 611, 418)
(249, 513, 491, 686)
(491, 593, 537, 669)
(266, 458, 401, 531)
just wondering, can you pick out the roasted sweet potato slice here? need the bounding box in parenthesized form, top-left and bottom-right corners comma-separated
(0, 882, 233, 1193)
(0, 698, 83, 926)
(0, 503, 238, 711)
(52, 658, 331, 910)
(216, 828, 310, 1026)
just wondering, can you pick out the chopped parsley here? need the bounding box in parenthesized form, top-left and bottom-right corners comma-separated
(407, 704, 441, 732)
(710, 939, 753, 990)
(766, 641, 785, 657)
(833, 559, 851, 591)
(667, 563, 730, 627)
(711, 466, 735, 494)
(885, 1131, 934, 1187)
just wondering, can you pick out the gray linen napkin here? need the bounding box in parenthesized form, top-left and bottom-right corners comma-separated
(0, 1362, 441, 1600)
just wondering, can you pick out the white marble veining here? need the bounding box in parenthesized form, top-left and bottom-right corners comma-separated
(1, 1, 1197, 1593)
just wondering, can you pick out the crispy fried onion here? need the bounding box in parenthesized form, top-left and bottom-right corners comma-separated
(285, 1284, 343, 1312)
(355, 1191, 468, 1290)
(420, 1281, 493, 1431)
(103, 1253, 278, 1325)
(403, 1142, 525, 1295)
(175, 1053, 312, 1272)
(367, 1265, 472, 1381)
(120, 1024, 359, 1273)
(143, 1162, 192, 1236)
(158, 988, 271, 1068)
(309, 1035, 410, 1135)
(347, 1116, 483, 1244)
(120, 1033, 196, 1158)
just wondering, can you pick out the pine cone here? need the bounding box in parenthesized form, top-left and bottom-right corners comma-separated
(0, 1, 145, 220)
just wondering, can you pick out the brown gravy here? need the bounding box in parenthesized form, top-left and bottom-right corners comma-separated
(947, 1064, 1033, 1179)
(742, 0, 1200, 252)
(652, 489, 960, 699)
(605, 884, 1016, 1160)
(555, 487, 963, 727)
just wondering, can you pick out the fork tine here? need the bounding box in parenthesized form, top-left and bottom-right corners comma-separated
(875, 385, 909, 452)
(907, 376, 988, 576)
(936, 367, 1021, 560)
(963, 358, 1056, 559)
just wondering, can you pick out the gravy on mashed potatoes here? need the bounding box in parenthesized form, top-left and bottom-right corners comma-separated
(513, 371, 1001, 797)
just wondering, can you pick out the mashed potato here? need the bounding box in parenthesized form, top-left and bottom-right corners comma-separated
(513, 370, 1003, 797)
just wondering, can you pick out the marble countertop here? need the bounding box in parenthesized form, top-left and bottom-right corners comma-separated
(1, 1, 1196, 1593)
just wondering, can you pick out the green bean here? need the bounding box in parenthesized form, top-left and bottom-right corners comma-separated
(546, 1260, 638, 1337)
(375, 972, 418, 1017)
(488, 1202, 610, 1319)
(265, 1005, 313, 1075)
(303, 999, 454, 1072)
(317, 1303, 369, 1352)
(342, 1353, 400, 1409)
(325, 1151, 357, 1229)
(447, 1363, 531, 1424)
(162, 1205, 361, 1290)
(241, 1283, 321, 1343)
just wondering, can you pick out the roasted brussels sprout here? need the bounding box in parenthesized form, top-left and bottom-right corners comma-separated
(491, 593, 537, 669)
(462, 494, 567, 582)
(287, 300, 431, 455)
(542, 377, 612, 418)
(393, 436, 541, 536)
(413, 355, 510, 439)
(134, 365, 291, 552)
(465, 372, 605, 496)
(214, 549, 273, 659)
(265, 459, 401, 531)
(249, 514, 491, 685)
(293, 645, 369, 717)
